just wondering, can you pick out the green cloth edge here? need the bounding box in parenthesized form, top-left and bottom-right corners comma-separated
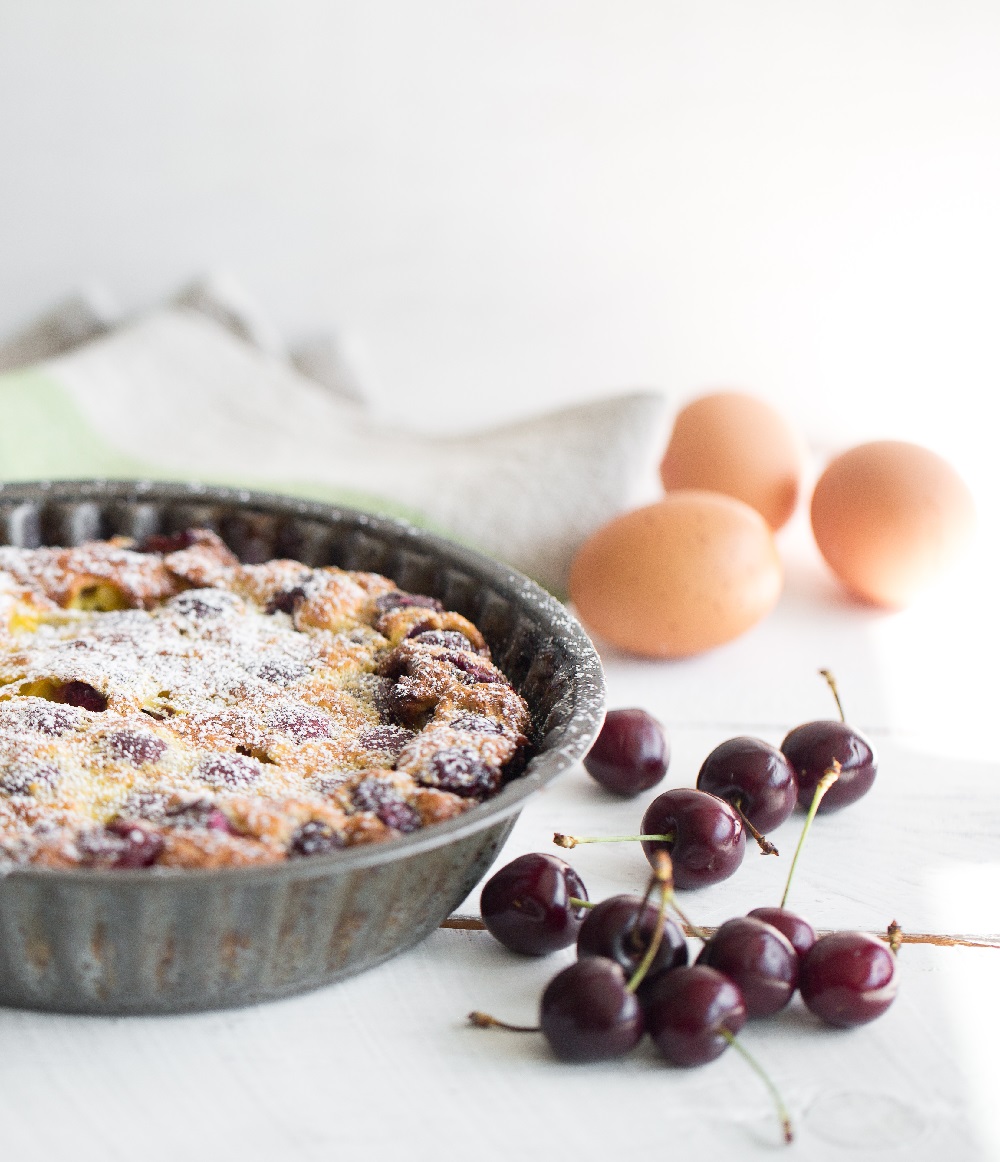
(0, 367, 434, 527)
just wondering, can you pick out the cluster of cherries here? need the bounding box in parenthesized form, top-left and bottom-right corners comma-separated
(470, 675, 899, 1145)
(569, 670, 877, 887)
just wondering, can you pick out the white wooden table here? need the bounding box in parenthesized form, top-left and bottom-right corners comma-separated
(1, 507, 997, 1162)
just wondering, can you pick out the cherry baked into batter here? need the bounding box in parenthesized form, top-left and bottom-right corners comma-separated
(0, 530, 529, 869)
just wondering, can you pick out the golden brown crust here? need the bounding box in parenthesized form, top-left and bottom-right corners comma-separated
(0, 542, 180, 610)
(411, 787, 471, 826)
(157, 831, 284, 869)
(0, 533, 530, 870)
(374, 606, 489, 653)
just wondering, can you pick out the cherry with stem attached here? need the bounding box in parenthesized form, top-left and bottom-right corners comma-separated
(720, 1029, 794, 1145)
(538, 852, 677, 1061)
(471, 854, 676, 1062)
(473, 856, 796, 1142)
(479, 852, 589, 955)
(782, 670, 877, 813)
(643, 919, 794, 1142)
(555, 788, 746, 890)
(736, 810, 780, 857)
(780, 761, 840, 910)
(695, 736, 798, 855)
(468, 1012, 538, 1032)
(799, 930, 899, 1027)
(647, 883, 796, 1143)
(577, 894, 688, 994)
(746, 907, 817, 958)
(696, 916, 799, 1017)
(554, 832, 674, 848)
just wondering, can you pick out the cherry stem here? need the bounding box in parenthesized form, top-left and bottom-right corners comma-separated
(887, 919, 903, 954)
(568, 896, 595, 910)
(667, 895, 712, 945)
(553, 832, 674, 849)
(468, 1011, 539, 1033)
(819, 668, 846, 723)
(626, 862, 662, 952)
(720, 1029, 794, 1145)
(734, 799, 779, 857)
(626, 852, 672, 993)
(780, 760, 841, 909)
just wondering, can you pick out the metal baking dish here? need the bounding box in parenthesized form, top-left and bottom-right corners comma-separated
(0, 480, 605, 1015)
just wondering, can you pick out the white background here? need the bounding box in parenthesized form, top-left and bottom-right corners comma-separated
(1, 2, 998, 467)
(0, 7, 998, 1159)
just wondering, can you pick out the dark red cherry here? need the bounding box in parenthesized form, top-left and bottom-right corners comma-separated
(352, 777, 421, 833)
(53, 681, 107, 713)
(583, 708, 669, 797)
(641, 788, 746, 889)
(375, 591, 444, 615)
(448, 713, 504, 735)
(289, 820, 345, 857)
(408, 629, 475, 651)
(480, 852, 588, 956)
(140, 529, 199, 554)
(256, 658, 309, 685)
(4, 701, 80, 735)
(166, 799, 234, 832)
(103, 820, 165, 868)
(265, 705, 333, 741)
(356, 724, 414, 753)
(696, 737, 797, 833)
(0, 761, 59, 796)
(444, 652, 499, 685)
(644, 965, 747, 1066)
(427, 748, 500, 798)
(196, 753, 262, 787)
(169, 589, 241, 618)
(577, 894, 688, 991)
(266, 586, 308, 615)
(107, 731, 168, 767)
(799, 931, 897, 1027)
(781, 720, 877, 812)
(747, 907, 817, 958)
(696, 917, 798, 1017)
(539, 957, 644, 1062)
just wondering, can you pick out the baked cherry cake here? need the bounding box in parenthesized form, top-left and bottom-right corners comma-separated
(0, 530, 530, 869)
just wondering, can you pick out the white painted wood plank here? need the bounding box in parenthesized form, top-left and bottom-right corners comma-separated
(0, 727, 994, 1162)
(1, 518, 996, 1161)
(0, 934, 989, 1161)
(459, 735, 1000, 938)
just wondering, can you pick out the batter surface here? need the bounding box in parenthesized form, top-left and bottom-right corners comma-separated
(0, 530, 530, 868)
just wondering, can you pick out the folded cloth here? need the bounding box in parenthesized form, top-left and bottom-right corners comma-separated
(0, 286, 121, 373)
(0, 300, 668, 594)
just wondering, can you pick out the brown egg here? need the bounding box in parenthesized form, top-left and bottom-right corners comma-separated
(810, 440, 976, 608)
(569, 491, 783, 659)
(660, 391, 806, 530)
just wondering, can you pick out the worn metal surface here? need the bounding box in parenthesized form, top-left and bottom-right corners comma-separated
(0, 481, 605, 1014)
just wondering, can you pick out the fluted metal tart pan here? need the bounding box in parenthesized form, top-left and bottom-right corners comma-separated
(0, 480, 605, 1014)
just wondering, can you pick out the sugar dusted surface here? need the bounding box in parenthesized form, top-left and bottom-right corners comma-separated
(0, 533, 531, 868)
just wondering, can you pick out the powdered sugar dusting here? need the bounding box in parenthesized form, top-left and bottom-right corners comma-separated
(0, 535, 532, 869)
